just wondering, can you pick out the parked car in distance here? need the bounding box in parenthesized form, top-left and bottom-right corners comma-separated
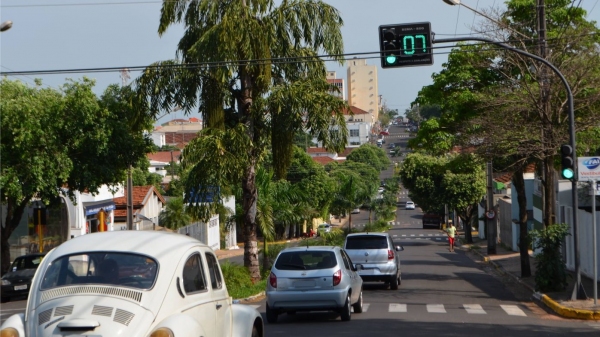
(405, 201, 416, 210)
(351, 208, 360, 214)
(380, 130, 390, 136)
(422, 213, 443, 229)
(0, 231, 263, 337)
(1, 253, 45, 302)
(265, 246, 363, 323)
(344, 233, 403, 290)
(317, 223, 332, 236)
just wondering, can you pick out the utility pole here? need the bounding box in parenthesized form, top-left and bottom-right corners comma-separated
(121, 68, 134, 231)
(486, 161, 496, 254)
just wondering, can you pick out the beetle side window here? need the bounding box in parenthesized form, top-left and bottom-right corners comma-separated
(182, 254, 207, 294)
(205, 253, 223, 290)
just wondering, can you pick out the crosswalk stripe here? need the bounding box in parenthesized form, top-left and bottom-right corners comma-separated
(463, 304, 486, 314)
(249, 305, 260, 309)
(588, 323, 600, 330)
(362, 303, 370, 312)
(500, 304, 527, 316)
(427, 304, 446, 313)
(389, 303, 407, 312)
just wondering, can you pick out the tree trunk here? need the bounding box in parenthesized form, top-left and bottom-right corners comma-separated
(512, 170, 532, 277)
(239, 68, 260, 282)
(1, 198, 30, 275)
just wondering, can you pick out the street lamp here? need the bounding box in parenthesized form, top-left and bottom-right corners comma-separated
(442, 0, 531, 41)
(0, 20, 12, 32)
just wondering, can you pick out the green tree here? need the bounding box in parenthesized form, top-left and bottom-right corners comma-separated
(346, 143, 391, 171)
(0, 79, 153, 274)
(136, 1, 347, 281)
(158, 197, 192, 230)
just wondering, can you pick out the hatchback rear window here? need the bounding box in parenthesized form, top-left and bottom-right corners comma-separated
(345, 236, 388, 249)
(275, 251, 337, 270)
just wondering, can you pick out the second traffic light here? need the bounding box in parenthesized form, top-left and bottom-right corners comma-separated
(379, 22, 433, 68)
(560, 144, 575, 180)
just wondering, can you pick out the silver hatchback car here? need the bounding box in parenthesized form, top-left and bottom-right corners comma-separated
(265, 246, 363, 323)
(344, 233, 404, 290)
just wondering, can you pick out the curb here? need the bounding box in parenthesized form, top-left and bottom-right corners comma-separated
(233, 291, 265, 304)
(471, 248, 600, 320)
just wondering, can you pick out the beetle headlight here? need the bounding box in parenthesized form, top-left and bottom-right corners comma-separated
(0, 327, 20, 337)
(149, 327, 174, 337)
(1, 279, 10, 286)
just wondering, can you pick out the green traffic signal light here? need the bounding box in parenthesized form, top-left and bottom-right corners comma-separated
(562, 168, 574, 179)
(386, 54, 397, 64)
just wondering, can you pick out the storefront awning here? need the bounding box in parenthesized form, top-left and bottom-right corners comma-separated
(84, 200, 116, 216)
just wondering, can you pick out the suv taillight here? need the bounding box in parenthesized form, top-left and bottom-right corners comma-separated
(388, 249, 394, 260)
(269, 272, 277, 288)
(333, 270, 342, 286)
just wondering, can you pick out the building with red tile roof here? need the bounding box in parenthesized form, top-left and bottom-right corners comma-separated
(113, 185, 166, 230)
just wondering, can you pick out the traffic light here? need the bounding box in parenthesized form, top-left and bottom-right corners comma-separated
(560, 144, 575, 179)
(379, 22, 433, 69)
(381, 27, 399, 67)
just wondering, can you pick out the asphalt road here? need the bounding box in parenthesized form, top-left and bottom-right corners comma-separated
(249, 207, 600, 336)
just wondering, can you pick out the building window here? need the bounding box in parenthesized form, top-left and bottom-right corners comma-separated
(350, 129, 359, 137)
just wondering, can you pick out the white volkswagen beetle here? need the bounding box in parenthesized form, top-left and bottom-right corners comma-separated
(0, 231, 263, 337)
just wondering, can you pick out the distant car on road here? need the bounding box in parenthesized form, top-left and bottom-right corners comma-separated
(351, 208, 360, 214)
(317, 223, 332, 236)
(0, 231, 263, 337)
(265, 246, 363, 323)
(405, 201, 416, 210)
(1, 253, 45, 302)
(380, 130, 390, 136)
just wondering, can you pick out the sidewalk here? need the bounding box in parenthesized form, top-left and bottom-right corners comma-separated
(460, 233, 600, 320)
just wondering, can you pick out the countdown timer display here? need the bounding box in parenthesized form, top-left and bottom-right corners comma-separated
(379, 22, 433, 68)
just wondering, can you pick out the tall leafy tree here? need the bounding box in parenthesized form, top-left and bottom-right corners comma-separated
(0, 79, 153, 274)
(136, 0, 347, 281)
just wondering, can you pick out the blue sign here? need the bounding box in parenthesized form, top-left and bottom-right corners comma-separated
(582, 157, 600, 170)
(85, 202, 116, 216)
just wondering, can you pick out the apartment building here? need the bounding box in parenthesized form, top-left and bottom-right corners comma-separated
(347, 58, 379, 121)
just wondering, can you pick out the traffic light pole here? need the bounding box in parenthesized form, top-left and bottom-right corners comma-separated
(432, 36, 586, 299)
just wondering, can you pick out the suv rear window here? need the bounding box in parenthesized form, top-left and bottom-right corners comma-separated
(275, 251, 337, 270)
(345, 236, 388, 250)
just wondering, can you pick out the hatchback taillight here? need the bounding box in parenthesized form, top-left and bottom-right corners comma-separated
(269, 272, 277, 288)
(333, 269, 342, 286)
(388, 249, 394, 260)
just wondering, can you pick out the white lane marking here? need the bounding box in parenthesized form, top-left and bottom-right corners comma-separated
(393, 235, 398, 237)
(463, 304, 486, 314)
(427, 234, 433, 236)
(419, 234, 424, 236)
(362, 303, 370, 312)
(410, 234, 415, 237)
(587, 323, 600, 330)
(427, 304, 446, 313)
(401, 235, 407, 237)
(500, 304, 526, 316)
(389, 303, 407, 312)
(435, 238, 441, 241)
(249, 305, 260, 309)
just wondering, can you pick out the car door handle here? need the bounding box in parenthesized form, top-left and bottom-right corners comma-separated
(216, 304, 222, 310)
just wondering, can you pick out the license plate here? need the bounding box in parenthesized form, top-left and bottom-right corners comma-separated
(14, 284, 27, 291)
(293, 280, 316, 288)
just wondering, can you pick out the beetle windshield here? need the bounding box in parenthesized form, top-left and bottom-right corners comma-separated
(40, 252, 158, 290)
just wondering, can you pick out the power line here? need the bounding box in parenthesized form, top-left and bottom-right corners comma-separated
(1, 1, 163, 8)
(1, 31, 595, 77)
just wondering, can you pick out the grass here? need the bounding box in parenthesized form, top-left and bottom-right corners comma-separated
(221, 261, 267, 299)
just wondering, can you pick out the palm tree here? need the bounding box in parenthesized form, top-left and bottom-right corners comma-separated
(135, 0, 347, 281)
(159, 197, 193, 230)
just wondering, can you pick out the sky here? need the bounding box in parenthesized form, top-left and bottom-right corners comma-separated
(1, 0, 599, 123)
